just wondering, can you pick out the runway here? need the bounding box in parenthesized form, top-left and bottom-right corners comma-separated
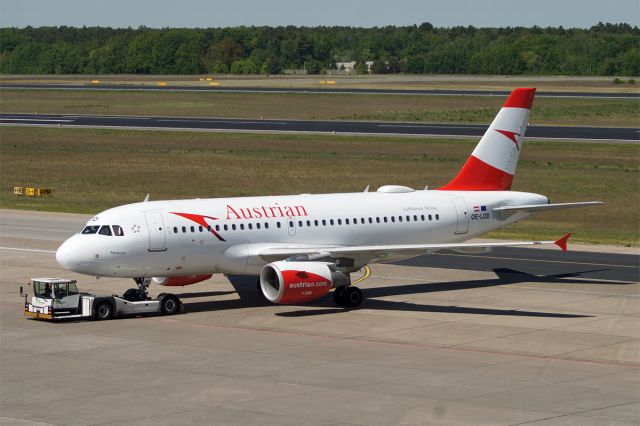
(1, 209, 638, 425)
(2, 83, 639, 99)
(2, 112, 638, 142)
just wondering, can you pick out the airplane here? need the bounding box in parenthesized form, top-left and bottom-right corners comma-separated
(56, 88, 602, 307)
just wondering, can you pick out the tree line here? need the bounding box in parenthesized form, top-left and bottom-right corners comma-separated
(0, 22, 638, 76)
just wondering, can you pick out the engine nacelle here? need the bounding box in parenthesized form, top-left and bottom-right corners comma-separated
(260, 261, 349, 304)
(152, 274, 213, 286)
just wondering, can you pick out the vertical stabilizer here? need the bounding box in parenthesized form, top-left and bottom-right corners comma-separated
(439, 88, 536, 191)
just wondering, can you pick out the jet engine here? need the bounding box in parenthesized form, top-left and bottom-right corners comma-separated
(152, 274, 213, 286)
(260, 261, 349, 304)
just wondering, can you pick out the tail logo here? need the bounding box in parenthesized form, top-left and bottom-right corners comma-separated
(495, 129, 520, 151)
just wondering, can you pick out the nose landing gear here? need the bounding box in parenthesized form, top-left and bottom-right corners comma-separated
(123, 278, 152, 302)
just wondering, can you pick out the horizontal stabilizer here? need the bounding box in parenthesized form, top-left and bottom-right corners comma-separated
(493, 201, 603, 214)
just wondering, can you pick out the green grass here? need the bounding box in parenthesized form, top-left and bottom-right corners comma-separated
(1, 89, 639, 127)
(1, 126, 638, 246)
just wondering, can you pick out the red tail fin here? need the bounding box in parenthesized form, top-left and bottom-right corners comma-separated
(439, 88, 536, 191)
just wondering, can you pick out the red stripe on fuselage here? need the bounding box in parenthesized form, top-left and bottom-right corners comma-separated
(171, 212, 226, 241)
(438, 155, 514, 191)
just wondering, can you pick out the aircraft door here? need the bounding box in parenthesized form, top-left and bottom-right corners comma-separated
(451, 197, 469, 235)
(144, 212, 167, 251)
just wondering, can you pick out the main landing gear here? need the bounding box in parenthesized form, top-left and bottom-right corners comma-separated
(332, 286, 363, 308)
(123, 278, 152, 302)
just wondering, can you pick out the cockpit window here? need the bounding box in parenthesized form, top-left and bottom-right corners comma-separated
(81, 225, 100, 234)
(113, 225, 124, 236)
(98, 225, 112, 236)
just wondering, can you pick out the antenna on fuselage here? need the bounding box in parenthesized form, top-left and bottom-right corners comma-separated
(363, 185, 370, 193)
(143, 194, 149, 202)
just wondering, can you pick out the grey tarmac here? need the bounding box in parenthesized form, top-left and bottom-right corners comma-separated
(1, 209, 638, 426)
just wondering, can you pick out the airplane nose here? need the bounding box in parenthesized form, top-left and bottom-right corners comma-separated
(56, 236, 84, 271)
(56, 239, 73, 269)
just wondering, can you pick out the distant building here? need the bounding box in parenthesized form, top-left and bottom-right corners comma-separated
(336, 61, 357, 73)
(335, 61, 374, 74)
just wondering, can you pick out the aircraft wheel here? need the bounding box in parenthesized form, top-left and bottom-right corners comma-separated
(332, 286, 347, 306)
(345, 287, 363, 307)
(160, 294, 180, 315)
(94, 301, 113, 320)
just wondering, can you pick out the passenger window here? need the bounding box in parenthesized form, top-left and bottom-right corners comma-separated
(81, 225, 100, 234)
(436, 214, 440, 220)
(214, 225, 219, 231)
(277, 222, 281, 228)
(330, 219, 334, 225)
(240, 224, 245, 230)
(248, 223, 253, 230)
(322, 220, 326, 226)
(413, 215, 418, 221)
(337, 219, 342, 225)
(265, 222, 269, 229)
(391, 217, 395, 223)
(198, 226, 203, 232)
(383, 217, 388, 223)
(314, 220, 319, 226)
(224, 224, 228, 231)
(113, 225, 124, 236)
(98, 226, 112, 236)
(398, 216, 402, 222)
(182, 226, 187, 233)
(299, 221, 303, 227)
(232, 224, 236, 231)
(289, 221, 294, 227)
(368, 218, 372, 224)
(376, 217, 380, 223)
(173, 226, 178, 234)
(428, 214, 432, 221)
(307, 220, 311, 227)
(256, 223, 261, 229)
(345, 219, 350, 225)
(190, 226, 195, 233)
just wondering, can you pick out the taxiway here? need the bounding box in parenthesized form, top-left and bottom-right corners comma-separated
(1, 113, 638, 142)
(1, 83, 639, 99)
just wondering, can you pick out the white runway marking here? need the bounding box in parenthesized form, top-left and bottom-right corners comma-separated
(0, 246, 56, 254)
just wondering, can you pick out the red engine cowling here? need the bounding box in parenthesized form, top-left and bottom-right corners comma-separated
(152, 274, 213, 286)
(260, 262, 349, 304)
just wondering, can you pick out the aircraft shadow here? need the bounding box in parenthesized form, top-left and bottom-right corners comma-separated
(181, 268, 602, 318)
(177, 291, 236, 299)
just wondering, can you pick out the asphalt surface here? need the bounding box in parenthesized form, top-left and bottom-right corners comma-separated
(397, 248, 639, 284)
(2, 112, 638, 141)
(2, 83, 639, 99)
(1, 209, 638, 425)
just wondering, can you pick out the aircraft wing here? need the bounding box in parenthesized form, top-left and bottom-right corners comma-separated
(259, 234, 571, 265)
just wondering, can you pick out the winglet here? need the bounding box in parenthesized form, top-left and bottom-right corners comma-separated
(554, 233, 571, 252)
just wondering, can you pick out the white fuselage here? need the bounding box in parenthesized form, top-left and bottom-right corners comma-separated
(56, 188, 547, 278)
